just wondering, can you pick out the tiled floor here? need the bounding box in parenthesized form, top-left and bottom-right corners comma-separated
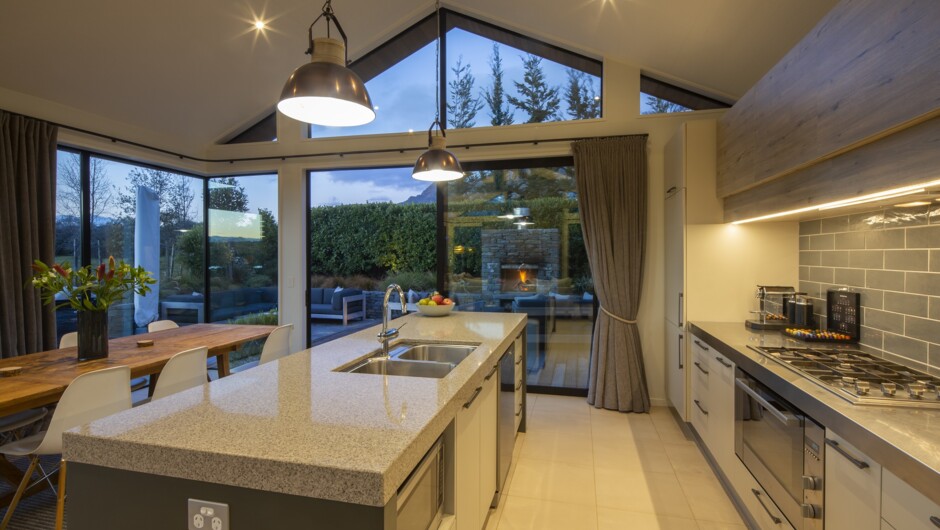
(486, 394, 747, 530)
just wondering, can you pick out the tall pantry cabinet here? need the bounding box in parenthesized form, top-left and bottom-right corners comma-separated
(663, 119, 722, 420)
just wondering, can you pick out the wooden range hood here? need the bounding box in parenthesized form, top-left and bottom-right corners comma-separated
(716, 0, 940, 223)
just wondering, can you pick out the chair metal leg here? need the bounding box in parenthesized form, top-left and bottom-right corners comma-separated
(55, 460, 66, 530)
(0, 455, 39, 530)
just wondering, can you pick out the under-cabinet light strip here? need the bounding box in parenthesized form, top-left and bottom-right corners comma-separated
(732, 178, 940, 224)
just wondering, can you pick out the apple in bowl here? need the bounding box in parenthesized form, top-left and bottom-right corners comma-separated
(416, 293, 455, 317)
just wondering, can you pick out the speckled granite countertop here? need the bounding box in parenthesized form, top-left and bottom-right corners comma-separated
(690, 321, 940, 504)
(63, 312, 526, 507)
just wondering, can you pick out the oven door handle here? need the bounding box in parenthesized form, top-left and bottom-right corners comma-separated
(735, 378, 800, 427)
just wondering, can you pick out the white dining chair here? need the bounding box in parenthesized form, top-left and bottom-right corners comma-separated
(145, 319, 219, 380)
(147, 319, 179, 333)
(0, 365, 131, 530)
(58, 332, 77, 348)
(149, 346, 208, 402)
(258, 324, 294, 366)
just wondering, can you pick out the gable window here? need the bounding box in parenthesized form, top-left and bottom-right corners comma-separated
(640, 75, 731, 114)
(297, 9, 602, 140)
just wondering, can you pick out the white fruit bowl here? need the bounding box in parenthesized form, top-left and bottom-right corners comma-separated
(416, 304, 455, 317)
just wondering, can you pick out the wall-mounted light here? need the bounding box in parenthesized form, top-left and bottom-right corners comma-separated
(277, 0, 375, 126)
(732, 179, 940, 224)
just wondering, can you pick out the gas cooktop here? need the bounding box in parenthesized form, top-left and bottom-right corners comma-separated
(749, 346, 940, 408)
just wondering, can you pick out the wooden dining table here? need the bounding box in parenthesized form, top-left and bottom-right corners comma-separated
(0, 323, 276, 505)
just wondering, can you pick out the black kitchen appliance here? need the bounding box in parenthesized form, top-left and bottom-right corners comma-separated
(735, 368, 824, 530)
(788, 295, 815, 328)
(826, 289, 861, 341)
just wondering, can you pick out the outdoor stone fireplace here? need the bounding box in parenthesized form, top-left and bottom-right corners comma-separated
(481, 229, 559, 298)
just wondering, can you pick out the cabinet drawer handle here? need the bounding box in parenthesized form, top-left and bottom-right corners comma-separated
(715, 356, 732, 368)
(694, 361, 709, 375)
(464, 387, 482, 408)
(693, 399, 708, 416)
(693, 339, 709, 351)
(751, 489, 782, 524)
(484, 364, 498, 381)
(824, 439, 870, 470)
(515, 404, 523, 417)
(929, 515, 940, 528)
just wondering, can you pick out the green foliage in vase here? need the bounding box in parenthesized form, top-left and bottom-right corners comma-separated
(31, 256, 156, 312)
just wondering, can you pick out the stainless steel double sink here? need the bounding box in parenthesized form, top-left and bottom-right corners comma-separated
(337, 342, 480, 379)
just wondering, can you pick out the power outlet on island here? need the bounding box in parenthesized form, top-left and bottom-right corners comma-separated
(188, 498, 229, 530)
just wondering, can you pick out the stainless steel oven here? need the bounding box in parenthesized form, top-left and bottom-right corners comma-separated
(397, 436, 444, 530)
(735, 368, 824, 530)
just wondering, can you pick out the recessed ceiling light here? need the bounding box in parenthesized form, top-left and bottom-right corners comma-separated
(894, 201, 931, 207)
(254, 20, 266, 30)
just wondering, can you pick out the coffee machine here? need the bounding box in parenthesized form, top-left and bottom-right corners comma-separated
(745, 285, 797, 330)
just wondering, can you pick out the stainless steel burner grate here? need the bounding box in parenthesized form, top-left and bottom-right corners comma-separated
(749, 346, 940, 408)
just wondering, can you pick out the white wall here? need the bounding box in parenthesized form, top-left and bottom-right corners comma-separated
(686, 222, 799, 323)
(5, 58, 736, 404)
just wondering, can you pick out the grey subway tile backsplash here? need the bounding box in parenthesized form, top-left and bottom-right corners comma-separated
(905, 316, 940, 344)
(883, 333, 928, 365)
(810, 234, 835, 250)
(866, 270, 904, 291)
(905, 272, 940, 296)
(885, 250, 928, 271)
(810, 267, 834, 283)
(864, 308, 904, 334)
(820, 251, 849, 267)
(849, 250, 883, 269)
(834, 268, 865, 287)
(800, 207, 940, 370)
(799, 220, 820, 235)
(906, 225, 940, 249)
(834, 232, 865, 249)
(849, 211, 884, 231)
(883, 292, 928, 318)
(820, 216, 848, 234)
(800, 251, 821, 266)
(884, 206, 930, 228)
(865, 229, 904, 249)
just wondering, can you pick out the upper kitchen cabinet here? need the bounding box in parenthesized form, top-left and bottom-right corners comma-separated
(717, 0, 940, 222)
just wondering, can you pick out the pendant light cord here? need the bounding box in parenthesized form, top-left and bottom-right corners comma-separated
(434, 0, 441, 124)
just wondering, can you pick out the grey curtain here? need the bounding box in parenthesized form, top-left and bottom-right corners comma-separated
(573, 135, 650, 412)
(0, 111, 58, 357)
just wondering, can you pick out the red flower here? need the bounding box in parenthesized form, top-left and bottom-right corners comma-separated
(97, 263, 106, 280)
(107, 270, 114, 280)
(53, 264, 68, 277)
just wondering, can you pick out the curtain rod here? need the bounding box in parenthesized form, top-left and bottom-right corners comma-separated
(3, 109, 648, 164)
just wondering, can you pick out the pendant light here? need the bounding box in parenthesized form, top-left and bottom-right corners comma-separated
(412, 2, 464, 182)
(277, 0, 375, 127)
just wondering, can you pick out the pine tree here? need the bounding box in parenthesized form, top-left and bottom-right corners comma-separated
(447, 56, 484, 129)
(565, 69, 601, 119)
(481, 43, 513, 126)
(642, 95, 689, 114)
(508, 54, 561, 123)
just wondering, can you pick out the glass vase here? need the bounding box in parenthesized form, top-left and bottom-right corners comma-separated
(77, 310, 109, 361)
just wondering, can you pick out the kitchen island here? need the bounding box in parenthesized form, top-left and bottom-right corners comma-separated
(62, 312, 526, 529)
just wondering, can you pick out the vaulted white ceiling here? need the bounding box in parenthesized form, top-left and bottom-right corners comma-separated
(0, 0, 836, 154)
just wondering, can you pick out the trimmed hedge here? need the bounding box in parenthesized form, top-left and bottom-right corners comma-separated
(310, 202, 436, 276)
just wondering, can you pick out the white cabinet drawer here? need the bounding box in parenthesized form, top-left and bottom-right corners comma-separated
(882, 469, 940, 530)
(825, 429, 881, 530)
